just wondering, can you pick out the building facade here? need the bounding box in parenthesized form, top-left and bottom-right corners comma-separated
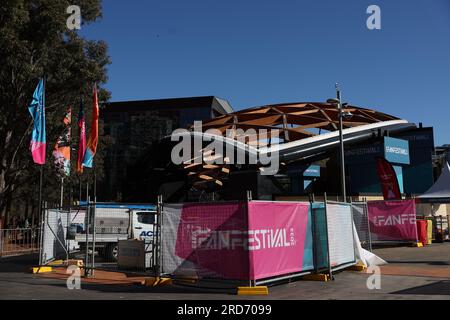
(99, 96, 233, 201)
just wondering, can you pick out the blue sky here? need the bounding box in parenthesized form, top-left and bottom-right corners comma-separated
(80, 0, 450, 145)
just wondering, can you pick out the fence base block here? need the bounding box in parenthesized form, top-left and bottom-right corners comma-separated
(237, 286, 269, 296)
(411, 242, 423, 248)
(47, 260, 64, 266)
(174, 276, 198, 284)
(141, 277, 173, 287)
(64, 260, 84, 267)
(31, 267, 53, 274)
(348, 263, 367, 272)
(301, 274, 330, 282)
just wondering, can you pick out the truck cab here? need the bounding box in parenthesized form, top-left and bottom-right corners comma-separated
(73, 203, 157, 262)
(131, 210, 157, 242)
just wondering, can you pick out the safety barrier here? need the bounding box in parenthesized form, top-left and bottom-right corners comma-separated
(37, 197, 372, 288)
(367, 199, 418, 245)
(40, 202, 157, 276)
(40, 207, 78, 265)
(0, 228, 40, 257)
(351, 202, 372, 252)
(324, 201, 357, 272)
(160, 199, 357, 286)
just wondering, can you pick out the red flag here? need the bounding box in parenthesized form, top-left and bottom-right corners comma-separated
(77, 98, 86, 174)
(82, 85, 99, 168)
(376, 157, 402, 200)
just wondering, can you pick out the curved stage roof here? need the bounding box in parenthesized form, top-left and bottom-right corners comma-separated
(173, 102, 416, 188)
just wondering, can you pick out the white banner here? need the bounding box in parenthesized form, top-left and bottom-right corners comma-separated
(326, 203, 356, 270)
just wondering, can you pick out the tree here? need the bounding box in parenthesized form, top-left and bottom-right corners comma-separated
(0, 0, 111, 224)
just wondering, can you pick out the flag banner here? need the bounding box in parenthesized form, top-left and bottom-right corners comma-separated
(28, 78, 46, 164)
(53, 108, 71, 177)
(82, 85, 99, 168)
(376, 157, 402, 200)
(77, 98, 86, 173)
(368, 199, 418, 241)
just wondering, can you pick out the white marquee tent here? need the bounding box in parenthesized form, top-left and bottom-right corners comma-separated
(418, 163, 450, 203)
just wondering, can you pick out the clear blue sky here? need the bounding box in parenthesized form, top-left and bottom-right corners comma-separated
(80, 0, 450, 145)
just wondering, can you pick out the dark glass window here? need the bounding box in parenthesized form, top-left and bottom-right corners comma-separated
(137, 212, 156, 225)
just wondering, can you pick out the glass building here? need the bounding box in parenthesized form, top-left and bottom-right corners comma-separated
(99, 96, 233, 201)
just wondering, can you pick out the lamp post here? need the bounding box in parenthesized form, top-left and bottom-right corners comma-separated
(327, 84, 352, 202)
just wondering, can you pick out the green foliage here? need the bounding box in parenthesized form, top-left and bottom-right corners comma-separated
(0, 0, 111, 219)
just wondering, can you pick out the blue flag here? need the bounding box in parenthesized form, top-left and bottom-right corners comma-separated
(28, 78, 46, 165)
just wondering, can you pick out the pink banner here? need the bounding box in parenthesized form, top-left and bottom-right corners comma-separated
(172, 201, 313, 281)
(368, 200, 418, 241)
(248, 202, 312, 280)
(174, 202, 249, 280)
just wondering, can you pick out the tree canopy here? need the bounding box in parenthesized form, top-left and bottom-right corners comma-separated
(0, 0, 111, 224)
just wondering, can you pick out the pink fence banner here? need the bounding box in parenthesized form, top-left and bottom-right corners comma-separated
(162, 201, 314, 281)
(172, 202, 249, 280)
(248, 202, 313, 280)
(367, 199, 418, 241)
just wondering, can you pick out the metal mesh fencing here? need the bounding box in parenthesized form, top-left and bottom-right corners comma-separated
(325, 201, 356, 272)
(40, 208, 71, 264)
(367, 199, 418, 243)
(311, 202, 329, 272)
(351, 202, 372, 251)
(80, 204, 157, 275)
(161, 202, 250, 281)
(0, 228, 40, 257)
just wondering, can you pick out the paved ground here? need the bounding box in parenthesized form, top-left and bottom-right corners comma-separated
(1, 243, 450, 300)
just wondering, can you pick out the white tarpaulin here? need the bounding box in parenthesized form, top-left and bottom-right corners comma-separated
(353, 223, 387, 267)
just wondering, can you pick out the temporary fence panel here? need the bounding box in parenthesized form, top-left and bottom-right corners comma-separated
(351, 202, 372, 251)
(325, 202, 356, 271)
(311, 203, 329, 272)
(0, 228, 40, 257)
(247, 201, 314, 281)
(161, 202, 249, 280)
(41, 209, 70, 264)
(367, 199, 418, 242)
(69, 209, 86, 231)
(161, 200, 361, 282)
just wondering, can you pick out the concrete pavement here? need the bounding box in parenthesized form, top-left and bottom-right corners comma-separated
(0, 243, 450, 300)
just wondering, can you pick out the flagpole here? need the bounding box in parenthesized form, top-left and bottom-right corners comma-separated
(79, 176, 82, 203)
(60, 177, 64, 209)
(67, 176, 71, 261)
(38, 165, 44, 266)
(38, 76, 46, 266)
(93, 167, 97, 203)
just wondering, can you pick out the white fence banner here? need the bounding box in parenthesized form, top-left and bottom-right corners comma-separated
(326, 203, 356, 270)
(42, 209, 82, 264)
(161, 204, 199, 276)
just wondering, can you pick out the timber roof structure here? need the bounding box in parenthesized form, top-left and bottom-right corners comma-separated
(178, 102, 412, 190)
(192, 102, 400, 142)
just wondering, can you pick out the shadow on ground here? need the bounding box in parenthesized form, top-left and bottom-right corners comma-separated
(0, 254, 39, 272)
(30, 280, 237, 295)
(385, 261, 450, 266)
(392, 281, 450, 295)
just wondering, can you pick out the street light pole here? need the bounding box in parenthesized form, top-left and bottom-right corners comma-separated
(336, 84, 347, 202)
